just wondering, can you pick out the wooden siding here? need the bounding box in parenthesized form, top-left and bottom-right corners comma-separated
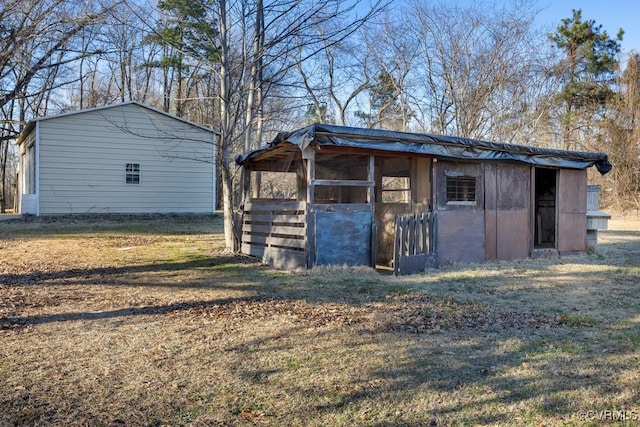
(557, 169, 587, 252)
(484, 163, 531, 261)
(241, 200, 307, 270)
(36, 103, 215, 214)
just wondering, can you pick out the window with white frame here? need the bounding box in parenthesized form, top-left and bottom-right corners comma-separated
(125, 163, 140, 184)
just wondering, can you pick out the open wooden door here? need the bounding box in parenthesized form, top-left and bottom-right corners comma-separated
(557, 169, 587, 253)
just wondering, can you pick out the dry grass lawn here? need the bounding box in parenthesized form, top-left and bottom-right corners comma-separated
(1, 214, 639, 426)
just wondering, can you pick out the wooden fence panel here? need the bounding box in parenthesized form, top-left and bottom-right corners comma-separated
(393, 213, 436, 275)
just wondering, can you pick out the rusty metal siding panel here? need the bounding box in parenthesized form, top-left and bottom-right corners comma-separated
(436, 210, 485, 264)
(313, 206, 373, 266)
(558, 169, 587, 252)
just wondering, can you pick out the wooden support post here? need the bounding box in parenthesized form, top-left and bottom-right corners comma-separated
(240, 166, 251, 209)
(369, 155, 376, 267)
(303, 148, 315, 268)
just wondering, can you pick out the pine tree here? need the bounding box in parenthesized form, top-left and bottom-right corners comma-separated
(356, 70, 411, 130)
(145, 0, 218, 115)
(549, 9, 623, 149)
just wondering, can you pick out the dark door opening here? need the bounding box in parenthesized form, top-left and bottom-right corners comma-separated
(534, 168, 557, 248)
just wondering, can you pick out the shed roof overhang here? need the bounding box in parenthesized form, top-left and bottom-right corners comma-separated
(237, 123, 612, 175)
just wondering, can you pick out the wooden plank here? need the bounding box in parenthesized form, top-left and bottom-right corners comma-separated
(415, 157, 431, 205)
(261, 246, 307, 271)
(244, 213, 306, 223)
(296, 160, 307, 203)
(307, 157, 315, 205)
(242, 243, 307, 270)
(408, 216, 416, 255)
(242, 243, 265, 257)
(393, 216, 401, 275)
(312, 179, 375, 187)
(242, 223, 306, 237)
(243, 234, 306, 250)
(401, 216, 408, 257)
(485, 210, 498, 261)
(368, 155, 375, 204)
(306, 211, 315, 268)
(393, 213, 434, 275)
(496, 163, 530, 210)
(245, 200, 306, 212)
(399, 253, 428, 275)
(421, 214, 428, 253)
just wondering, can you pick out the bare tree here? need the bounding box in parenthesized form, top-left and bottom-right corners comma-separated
(599, 53, 640, 210)
(214, 0, 390, 250)
(0, 0, 115, 110)
(295, 21, 376, 126)
(405, 0, 553, 141)
(0, 0, 117, 212)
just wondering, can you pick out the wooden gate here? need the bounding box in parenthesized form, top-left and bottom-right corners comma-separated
(393, 213, 436, 275)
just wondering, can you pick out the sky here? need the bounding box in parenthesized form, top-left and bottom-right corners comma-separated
(525, 1, 639, 55)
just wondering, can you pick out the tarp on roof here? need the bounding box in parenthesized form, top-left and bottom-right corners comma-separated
(237, 123, 612, 175)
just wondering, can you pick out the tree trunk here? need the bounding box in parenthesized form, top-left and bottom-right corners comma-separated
(0, 139, 7, 213)
(218, 0, 238, 252)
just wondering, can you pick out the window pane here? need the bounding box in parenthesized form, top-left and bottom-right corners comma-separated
(126, 163, 140, 184)
(382, 176, 410, 203)
(315, 153, 368, 180)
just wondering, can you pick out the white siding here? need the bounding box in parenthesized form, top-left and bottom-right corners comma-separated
(37, 103, 216, 214)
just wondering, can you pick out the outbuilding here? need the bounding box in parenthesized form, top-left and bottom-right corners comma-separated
(16, 102, 217, 215)
(236, 124, 611, 274)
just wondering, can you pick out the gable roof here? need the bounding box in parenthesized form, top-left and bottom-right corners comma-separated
(237, 123, 612, 175)
(15, 101, 218, 146)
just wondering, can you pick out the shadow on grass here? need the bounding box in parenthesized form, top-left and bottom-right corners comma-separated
(4, 295, 263, 327)
(2, 222, 640, 425)
(0, 255, 258, 286)
(0, 213, 223, 238)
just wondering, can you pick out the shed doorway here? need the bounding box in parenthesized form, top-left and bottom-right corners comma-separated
(534, 168, 557, 248)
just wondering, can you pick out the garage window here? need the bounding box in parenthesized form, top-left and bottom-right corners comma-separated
(125, 163, 140, 184)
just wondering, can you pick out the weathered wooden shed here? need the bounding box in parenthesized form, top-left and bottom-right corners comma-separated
(236, 124, 611, 274)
